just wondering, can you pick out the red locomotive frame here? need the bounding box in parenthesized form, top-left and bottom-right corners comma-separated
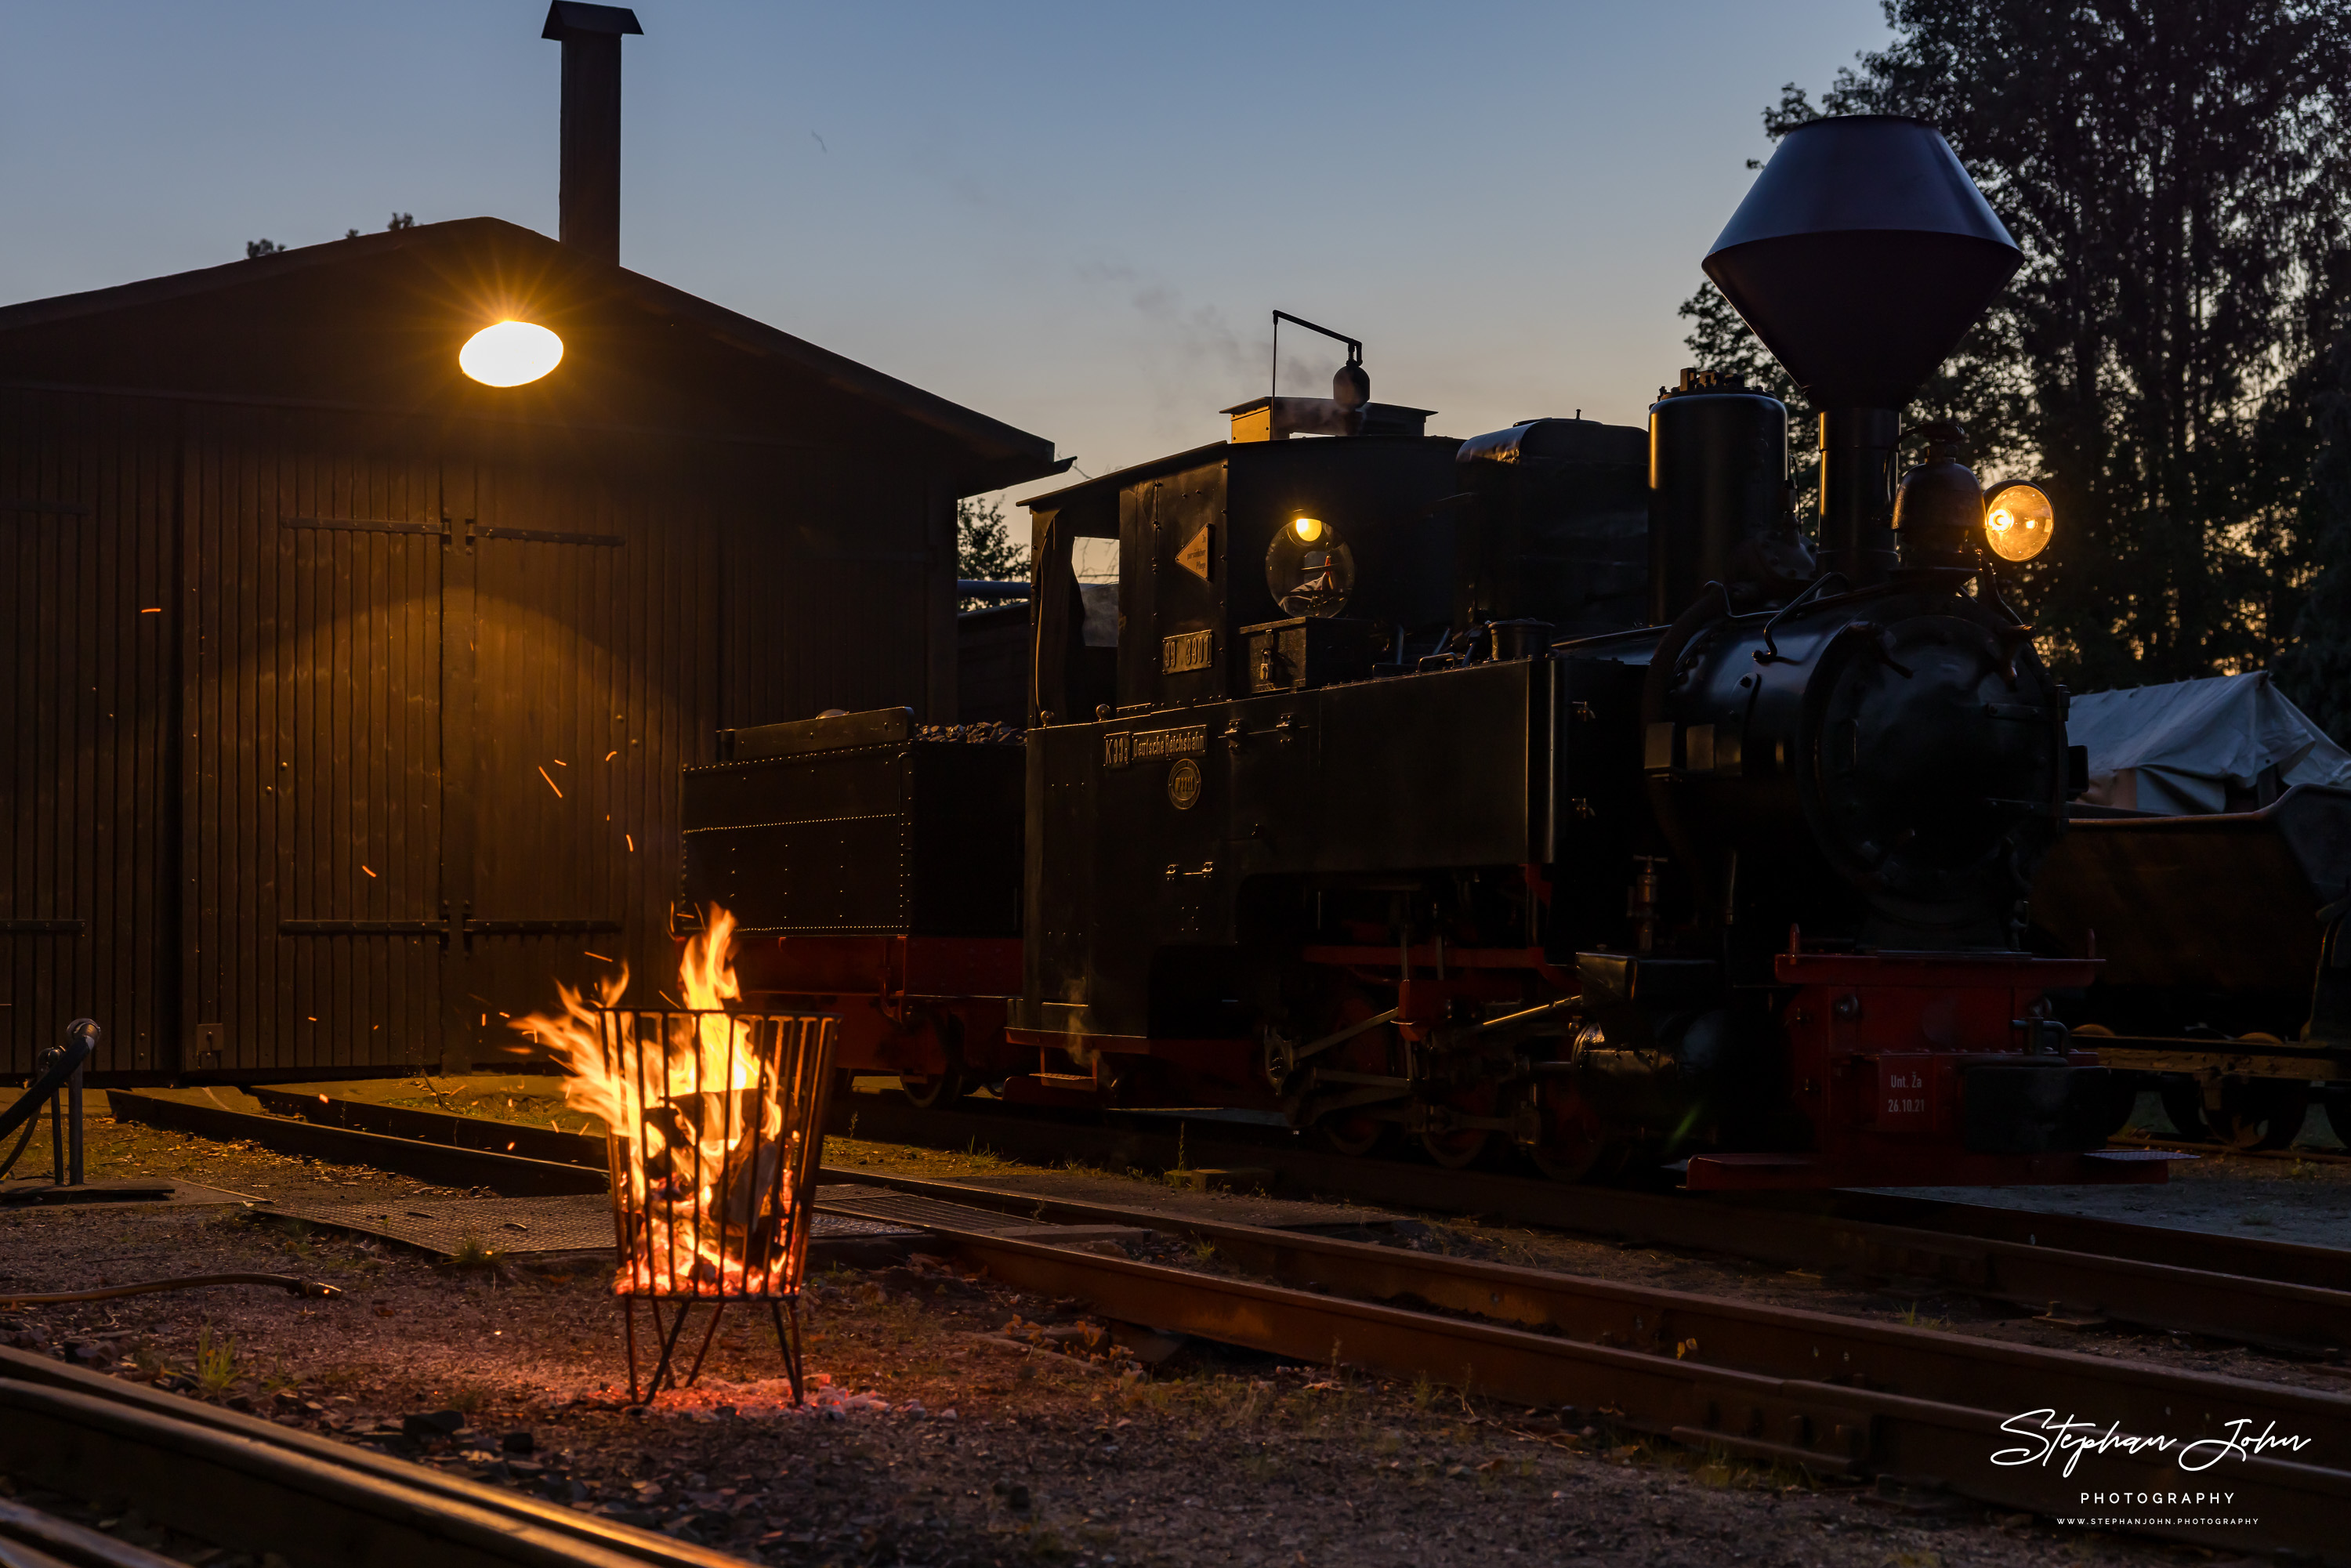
(725, 925, 2168, 1190)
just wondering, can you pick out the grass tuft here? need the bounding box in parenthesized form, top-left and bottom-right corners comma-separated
(194, 1326, 240, 1396)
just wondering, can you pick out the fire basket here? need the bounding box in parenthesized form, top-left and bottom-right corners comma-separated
(592, 1006, 836, 1404)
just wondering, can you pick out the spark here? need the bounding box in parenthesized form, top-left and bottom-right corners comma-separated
(552, 759, 567, 766)
(605, 750, 618, 762)
(625, 835, 635, 852)
(361, 865, 377, 877)
(583, 951, 614, 962)
(538, 766, 563, 798)
(140, 607, 161, 614)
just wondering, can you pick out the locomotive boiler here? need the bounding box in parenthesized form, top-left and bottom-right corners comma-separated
(679, 116, 2161, 1190)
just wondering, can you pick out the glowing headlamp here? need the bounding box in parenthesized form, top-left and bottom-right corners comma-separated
(1291, 516, 1326, 544)
(1981, 481, 2054, 563)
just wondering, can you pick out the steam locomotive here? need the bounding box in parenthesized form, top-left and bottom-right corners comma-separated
(678, 116, 2167, 1190)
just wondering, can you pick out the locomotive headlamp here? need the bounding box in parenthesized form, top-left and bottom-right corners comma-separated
(1982, 481, 2055, 563)
(460, 320, 564, 387)
(1291, 516, 1326, 544)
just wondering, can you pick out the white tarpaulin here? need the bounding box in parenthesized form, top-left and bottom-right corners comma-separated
(2069, 671, 2351, 813)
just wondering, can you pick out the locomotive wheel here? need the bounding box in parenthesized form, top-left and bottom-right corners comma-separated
(1418, 1085, 1500, 1171)
(1527, 1128, 1617, 1182)
(2207, 1077, 2312, 1153)
(1319, 1114, 1392, 1158)
(2157, 1081, 2212, 1142)
(1419, 1124, 1491, 1171)
(1296, 990, 1405, 1160)
(1517, 1081, 1620, 1183)
(898, 1071, 965, 1109)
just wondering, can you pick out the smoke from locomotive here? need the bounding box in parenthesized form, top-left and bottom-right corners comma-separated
(677, 115, 2153, 1192)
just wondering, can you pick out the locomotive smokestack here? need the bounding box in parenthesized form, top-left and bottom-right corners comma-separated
(542, 2, 643, 266)
(1701, 117, 2020, 585)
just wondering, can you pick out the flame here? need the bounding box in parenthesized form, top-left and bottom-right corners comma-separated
(511, 906, 812, 1297)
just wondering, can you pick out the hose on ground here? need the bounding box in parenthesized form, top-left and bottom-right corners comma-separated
(0, 1273, 339, 1308)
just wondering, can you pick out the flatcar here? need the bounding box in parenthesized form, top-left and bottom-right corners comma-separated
(676, 116, 2168, 1190)
(2032, 784, 2351, 1150)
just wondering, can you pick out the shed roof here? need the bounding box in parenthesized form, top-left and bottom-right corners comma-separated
(0, 216, 1063, 494)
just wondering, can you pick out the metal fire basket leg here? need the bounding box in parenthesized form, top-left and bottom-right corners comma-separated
(681, 1299, 728, 1389)
(645, 1301, 697, 1400)
(623, 1298, 643, 1407)
(770, 1298, 806, 1406)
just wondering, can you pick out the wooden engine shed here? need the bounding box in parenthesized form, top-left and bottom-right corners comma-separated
(0, 218, 1060, 1081)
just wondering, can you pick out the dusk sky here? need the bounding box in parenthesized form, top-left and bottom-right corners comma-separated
(2, 1, 1892, 510)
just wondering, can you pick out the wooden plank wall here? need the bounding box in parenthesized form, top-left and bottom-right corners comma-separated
(0, 392, 176, 1074)
(458, 425, 719, 1069)
(2, 391, 951, 1080)
(719, 450, 941, 730)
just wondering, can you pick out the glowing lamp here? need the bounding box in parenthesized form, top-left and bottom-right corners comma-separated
(460, 320, 564, 387)
(1291, 516, 1326, 544)
(1982, 481, 2055, 563)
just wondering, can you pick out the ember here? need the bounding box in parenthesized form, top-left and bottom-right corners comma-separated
(513, 907, 836, 1400)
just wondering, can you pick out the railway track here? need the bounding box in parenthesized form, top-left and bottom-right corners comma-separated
(864, 1185, 2351, 1564)
(63, 1087, 2351, 1561)
(109, 1086, 2351, 1356)
(0, 1346, 741, 1568)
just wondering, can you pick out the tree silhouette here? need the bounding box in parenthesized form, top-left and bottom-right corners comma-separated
(1681, 1, 2351, 705)
(956, 496, 1029, 610)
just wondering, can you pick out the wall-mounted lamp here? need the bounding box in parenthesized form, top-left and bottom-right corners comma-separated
(460, 320, 565, 387)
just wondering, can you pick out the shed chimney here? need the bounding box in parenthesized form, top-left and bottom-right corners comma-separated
(542, 2, 643, 266)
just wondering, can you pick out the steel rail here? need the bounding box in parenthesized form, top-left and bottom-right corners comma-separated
(0, 1348, 740, 1568)
(1751, 1185, 2351, 1290)
(822, 1092, 2351, 1282)
(0, 1493, 187, 1568)
(814, 1096, 2351, 1346)
(124, 1086, 2351, 1349)
(821, 1170, 2351, 1453)
(822, 1163, 2351, 1360)
(930, 1222, 2351, 1563)
(244, 1086, 607, 1168)
(241, 1082, 2351, 1295)
(105, 1089, 603, 1195)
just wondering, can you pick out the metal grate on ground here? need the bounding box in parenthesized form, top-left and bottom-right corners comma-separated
(264, 1193, 922, 1260)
